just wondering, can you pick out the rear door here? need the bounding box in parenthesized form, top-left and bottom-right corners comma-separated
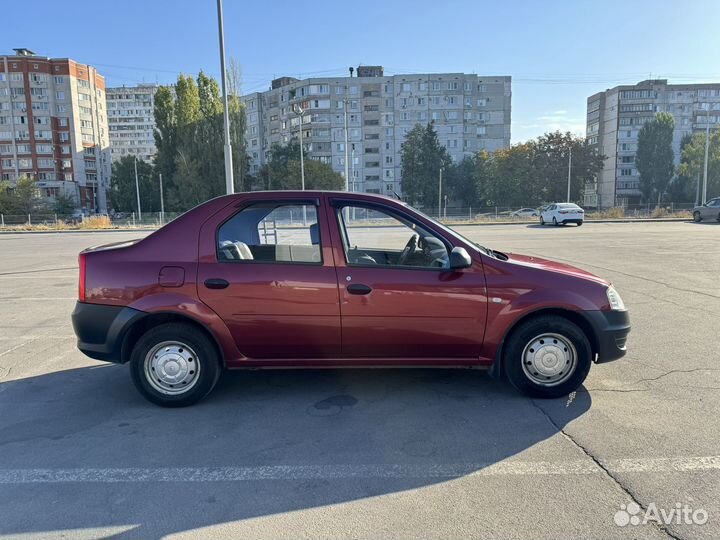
(198, 196, 341, 360)
(328, 198, 487, 360)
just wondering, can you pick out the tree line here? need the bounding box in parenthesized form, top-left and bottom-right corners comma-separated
(400, 123, 605, 209)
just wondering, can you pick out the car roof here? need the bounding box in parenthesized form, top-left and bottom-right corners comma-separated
(217, 190, 404, 204)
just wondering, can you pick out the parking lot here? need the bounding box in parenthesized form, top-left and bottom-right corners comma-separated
(0, 221, 718, 540)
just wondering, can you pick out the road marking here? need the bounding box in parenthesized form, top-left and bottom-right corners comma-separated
(0, 456, 717, 484)
(0, 297, 76, 301)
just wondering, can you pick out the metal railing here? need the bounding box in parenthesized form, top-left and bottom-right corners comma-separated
(0, 203, 696, 231)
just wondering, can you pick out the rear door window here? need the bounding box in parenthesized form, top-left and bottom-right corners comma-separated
(217, 203, 321, 264)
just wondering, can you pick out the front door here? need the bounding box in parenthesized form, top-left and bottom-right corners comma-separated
(329, 200, 487, 360)
(198, 198, 341, 359)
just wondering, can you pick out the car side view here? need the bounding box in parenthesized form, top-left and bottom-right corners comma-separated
(72, 191, 630, 407)
(692, 197, 720, 222)
(540, 203, 585, 226)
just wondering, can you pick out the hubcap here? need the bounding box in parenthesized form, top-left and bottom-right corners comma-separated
(521, 333, 577, 387)
(144, 341, 200, 395)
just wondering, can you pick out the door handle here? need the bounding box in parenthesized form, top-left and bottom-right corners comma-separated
(204, 278, 229, 290)
(347, 283, 372, 295)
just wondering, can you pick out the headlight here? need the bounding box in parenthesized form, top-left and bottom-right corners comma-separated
(606, 286, 626, 311)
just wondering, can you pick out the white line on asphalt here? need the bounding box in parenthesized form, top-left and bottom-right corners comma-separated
(0, 456, 718, 484)
(0, 297, 76, 301)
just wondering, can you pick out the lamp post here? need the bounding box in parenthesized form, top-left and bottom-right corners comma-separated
(134, 156, 142, 222)
(702, 106, 710, 205)
(438, 167, 443, 218)
(216, 0, 234, 195)
(567, 147, 572, 203)
(293, 103, 307, 225)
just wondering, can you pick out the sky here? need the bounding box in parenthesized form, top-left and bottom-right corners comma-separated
(3, 0, 719, 142)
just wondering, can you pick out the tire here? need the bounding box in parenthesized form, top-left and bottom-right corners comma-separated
(717, 212, 720, 223)
(540, 216, 545, 225)
(577, 221, 583, 226)
(503, 315, 592, 399)
(693, 211, 702, 223)
(129, 322, 221, 407)
(552, 217, 558, 226)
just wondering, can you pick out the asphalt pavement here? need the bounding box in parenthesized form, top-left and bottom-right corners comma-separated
(0, 221, 718, 539)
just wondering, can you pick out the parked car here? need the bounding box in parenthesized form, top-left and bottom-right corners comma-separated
(511, 208, 540, 218)
(540, 203, 585, 226)
(692, 197, 720, 222)
(72, 191, 629, 407)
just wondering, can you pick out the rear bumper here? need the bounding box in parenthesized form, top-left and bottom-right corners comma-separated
(584, 310, 630, 363)
(561, 218, 583, 224)
(71, 302, 145, 363)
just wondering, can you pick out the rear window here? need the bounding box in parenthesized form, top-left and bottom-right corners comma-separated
(217, 203, 322, 264)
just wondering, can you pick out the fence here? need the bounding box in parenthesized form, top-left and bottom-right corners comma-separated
(0, 202, 696, 231)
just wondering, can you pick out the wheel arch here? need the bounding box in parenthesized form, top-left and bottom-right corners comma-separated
(120, 312, 226, 367)
(490, 307, 599, 378)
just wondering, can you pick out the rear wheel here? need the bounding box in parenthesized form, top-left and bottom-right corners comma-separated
(130, 323, 221, 407)
(540, 216, 545, 225)
(503, 315, 592, 399)
(716, 212, 720, 223)
(693, 211, 702, 222)
(577, 221, 583, 226)
(552, 217, 558, 226)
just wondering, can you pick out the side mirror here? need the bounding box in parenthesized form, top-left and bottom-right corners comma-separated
(449, 246, 472, 269)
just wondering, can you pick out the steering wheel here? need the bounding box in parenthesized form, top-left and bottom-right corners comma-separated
(398, 233, 420, 266)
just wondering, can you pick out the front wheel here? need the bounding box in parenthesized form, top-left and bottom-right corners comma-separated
(577, 221, 583, 226)
(130, 323, 221, 407)
(693, 211, 702, 222)
(503, 315, 592, 399)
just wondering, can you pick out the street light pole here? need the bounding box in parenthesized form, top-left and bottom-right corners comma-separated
(216, 0, 234, 195)
(438, 167, 443, 218)
(134, 156, 142, 222)
(567, 147, 572, 203)
(343, 96, 350, 192)
(702, 108, 710, 205)
(294, 104, 306, 191)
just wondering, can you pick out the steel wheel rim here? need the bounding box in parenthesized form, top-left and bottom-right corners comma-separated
(144, 341, 201, 395)
(521, 333, 577, 387)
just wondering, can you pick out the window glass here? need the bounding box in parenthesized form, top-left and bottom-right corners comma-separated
(218, 203, 321, 264)
(338, 205, 449, 269)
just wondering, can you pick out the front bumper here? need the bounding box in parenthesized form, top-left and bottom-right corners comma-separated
(71, 302, 145, 363)
(584, 310, 630, 363)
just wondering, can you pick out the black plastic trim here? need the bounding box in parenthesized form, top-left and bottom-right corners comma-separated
(584, 309, 631, 363)
(72, 302, 145, 363)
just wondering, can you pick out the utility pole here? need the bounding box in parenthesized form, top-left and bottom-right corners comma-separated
(216, 0, 234, 195)
(567, 147, 572, 203)
(702, 107, 710, 205)
(134, 156, 142, 221)
(343, 89, 350, 192)
(438, 167, 443, 217)
(294, 104, 307, 225)
(159, 172, 165, 224)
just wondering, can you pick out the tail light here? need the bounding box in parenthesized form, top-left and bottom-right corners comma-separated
(559, 210, 569, 214)
(78, 253, 86, 302)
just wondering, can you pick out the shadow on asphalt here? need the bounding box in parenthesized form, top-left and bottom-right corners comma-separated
(525, 223, 581, 229)
(0, 364, 591, 538)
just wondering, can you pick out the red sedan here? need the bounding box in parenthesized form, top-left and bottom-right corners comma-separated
(72, 191, 630, 406)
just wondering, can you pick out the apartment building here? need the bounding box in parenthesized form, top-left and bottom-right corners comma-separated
(0, 48, 110, 212)
(586, 79, 720, 208)
(106, 84, 158, 163)
(242, 66, 511, 197)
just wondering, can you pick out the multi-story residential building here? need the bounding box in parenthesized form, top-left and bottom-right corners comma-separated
(586, 79, 720, 208)
(106, 84, 158, 163)
(0, 48, 110, 212)
(242, 66, 511, 197)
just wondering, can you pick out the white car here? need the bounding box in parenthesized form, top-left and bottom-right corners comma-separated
(540, 203, 584, 226)
(510, 208, 540, 218)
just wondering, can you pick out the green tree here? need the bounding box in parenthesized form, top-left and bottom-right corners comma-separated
(0, 180, 14, 214)
(108, 156, 160, 213)
(53, 193, 77, 215)
(678, 130, 720, 202)
(400, 123, 452, 209)
(13, 175, 42, 215)
(636, 112, 675, 203)
(445, 155, 480, 208)
(259, 142, 344, 190)
(153, 70, 250, 212)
